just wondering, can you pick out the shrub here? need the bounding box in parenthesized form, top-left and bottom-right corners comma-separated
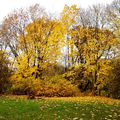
(10, 74, 79, 97)
(10, 75, 32, 95)
(0, 50, 11, 93)
(42, 75, 80, 97)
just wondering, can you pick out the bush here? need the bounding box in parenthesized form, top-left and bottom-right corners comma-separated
(10, 74, 80, 97)
(10, 76, 32, 95)
(107, 58, 120, 99)
(42, 75, 80, 97)
(0, 50, 11, 93)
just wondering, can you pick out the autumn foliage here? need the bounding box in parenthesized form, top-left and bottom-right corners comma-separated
(0, 1, 120, 98)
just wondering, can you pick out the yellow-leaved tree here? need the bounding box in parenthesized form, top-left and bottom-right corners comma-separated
(15, 17, 65, 79)
(60, 5, 80, 68)
(69, 26, 118, 95)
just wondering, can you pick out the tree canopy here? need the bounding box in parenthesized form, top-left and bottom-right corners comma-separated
(0, 1, 120, 98)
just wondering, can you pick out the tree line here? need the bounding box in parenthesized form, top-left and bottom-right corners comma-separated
(0, 0, 120, 98)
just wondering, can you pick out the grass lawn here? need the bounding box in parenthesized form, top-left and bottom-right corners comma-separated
(0, 96, 120, 120)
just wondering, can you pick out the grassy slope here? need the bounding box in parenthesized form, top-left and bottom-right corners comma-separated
(0, 96, 120, 120)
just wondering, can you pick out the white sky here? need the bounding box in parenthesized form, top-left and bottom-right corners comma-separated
(0, 0, 114, 21)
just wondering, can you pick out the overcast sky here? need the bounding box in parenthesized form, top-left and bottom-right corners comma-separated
(0, 0, 114, 21)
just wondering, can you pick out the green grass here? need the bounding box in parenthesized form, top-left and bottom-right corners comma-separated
(0, 96, 120, 120)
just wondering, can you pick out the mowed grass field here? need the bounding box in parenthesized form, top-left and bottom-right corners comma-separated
(0, 96, 120, 120)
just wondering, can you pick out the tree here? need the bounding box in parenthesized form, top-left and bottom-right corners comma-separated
(108, 57, 120, 98)
(14, 16, 64, 79)
(0, 4, 46, 64)
(60, 5, 80, 69)
(70, 26, 118, 95)
(0, 50, 11, 93)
